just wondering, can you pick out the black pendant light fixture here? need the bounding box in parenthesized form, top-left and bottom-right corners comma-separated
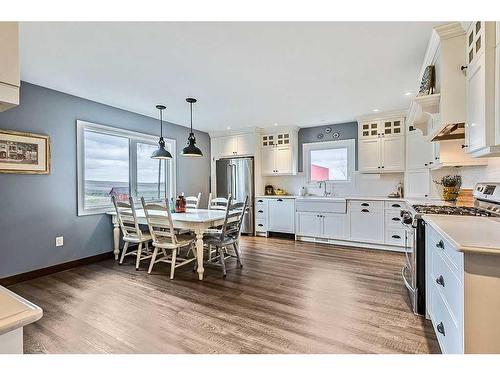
(182, 97, 203, 157)
(151, 104, 173, 160)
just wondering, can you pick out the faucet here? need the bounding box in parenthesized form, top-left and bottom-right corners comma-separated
(318, 181, 332, 197)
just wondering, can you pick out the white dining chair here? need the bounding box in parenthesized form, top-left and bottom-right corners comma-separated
(112, 196, 153, 270)
(207, 193, 230, 211)
(141, 197, 197, 279)
(185, 192, 201, 209)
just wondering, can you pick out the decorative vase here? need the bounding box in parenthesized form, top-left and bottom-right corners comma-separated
(442, 187, 459, 201)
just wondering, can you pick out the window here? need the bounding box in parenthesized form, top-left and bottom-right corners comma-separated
(303, 139, 355, 184)
(77, 121, 176, 216)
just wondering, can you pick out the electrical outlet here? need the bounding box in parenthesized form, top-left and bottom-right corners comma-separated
(55, 236, 64, 247)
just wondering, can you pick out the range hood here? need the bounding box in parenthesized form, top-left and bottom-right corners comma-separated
(431, 122, 465, 141)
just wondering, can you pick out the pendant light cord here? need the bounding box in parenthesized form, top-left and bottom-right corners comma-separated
(159, 108, 163, 138)
(190, 102, 193, 133)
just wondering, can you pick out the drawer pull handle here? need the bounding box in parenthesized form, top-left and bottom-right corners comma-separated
(258, 210, 263, 213)
(277, 198, 283, 202)
(392, 204, 401, 208)
(392, 217, 400, 221)
(361, 209, 370, 213)
(436, 322, 445, 336)
(361, 203, 370, 207)
(392, 235, 401, 239)
(258, 224, 263, 227)
(436, 240, 444, 249)
(258, 200, 263, 203)
(436, 275, 445, 287)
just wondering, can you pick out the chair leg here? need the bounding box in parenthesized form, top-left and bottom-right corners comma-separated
(135, 242, 143, 270)
(218, 247, 227, 277)
(233, 242, 243, 268)
(148, 247, 159, 274)
(208, 245, 212, 261)
(145, 241, 150, 254)
(119, 241, 129, 264)
(170, 249, 177, 280)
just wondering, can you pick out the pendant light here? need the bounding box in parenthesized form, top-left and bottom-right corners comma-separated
(151, 104, 173, 159)
(182, 97, 203, 157)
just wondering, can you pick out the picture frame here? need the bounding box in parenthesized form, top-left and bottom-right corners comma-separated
(0, 129, 51, 174)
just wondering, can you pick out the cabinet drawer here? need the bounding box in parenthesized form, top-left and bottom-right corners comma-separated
(431, 248, 463, 325)
(427, 225, 463, 273)
(385, 229, 405, 246)
(256, 205, 267, 218)
(385, 209, 403, 228)
(385, 201, 405, 210)
(349, 200, 384, 211)
(430, 282, 463, 354)
(255, 218, 267, 232)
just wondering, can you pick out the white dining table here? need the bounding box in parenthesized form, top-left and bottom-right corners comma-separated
(107, 208, 228, 280)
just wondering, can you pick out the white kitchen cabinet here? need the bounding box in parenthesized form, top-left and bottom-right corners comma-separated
(0, 22, 20, 112)
(406, 130, 433, 169)
(268, 198, 295, 234)
(359, 137, 405, 173)
(464, 21, 500, 157)
(405, 168, 430, 198)
(210, 132, 256, 159)
(349, 202, 384, 244)
(296, 212, 322, 237)
(260, 127, 298, 176)
(322, 213, 347, 240)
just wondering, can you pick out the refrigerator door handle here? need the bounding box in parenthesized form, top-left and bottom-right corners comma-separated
(227, 163, 233, 198)
(232, 164, 237, 200)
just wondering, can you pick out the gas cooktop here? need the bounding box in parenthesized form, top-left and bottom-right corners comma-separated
(412, 204, 493, 217)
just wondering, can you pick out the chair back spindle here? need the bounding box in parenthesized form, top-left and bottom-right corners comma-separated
(112, 196, 143, 239)
(141, 197, 179, 246)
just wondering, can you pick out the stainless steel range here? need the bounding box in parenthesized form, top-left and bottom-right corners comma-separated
(400, 182, 500, 316)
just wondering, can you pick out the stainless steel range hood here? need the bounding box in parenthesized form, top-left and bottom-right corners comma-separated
(430, 122, 465, 141)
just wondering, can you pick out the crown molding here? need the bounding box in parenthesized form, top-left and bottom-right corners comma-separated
(356, 109, 408, 122)
(434, 22, 466, 40)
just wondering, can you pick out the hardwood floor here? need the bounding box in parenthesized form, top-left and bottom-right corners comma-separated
(9, 237, 440, 354)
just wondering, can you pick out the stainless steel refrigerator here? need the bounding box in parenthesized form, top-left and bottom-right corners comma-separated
(216, 157, 254, 234)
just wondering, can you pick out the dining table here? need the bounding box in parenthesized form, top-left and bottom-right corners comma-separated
(107, 208, 229, 280)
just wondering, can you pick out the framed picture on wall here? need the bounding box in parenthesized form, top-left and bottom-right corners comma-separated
(0, 129, 51, 174)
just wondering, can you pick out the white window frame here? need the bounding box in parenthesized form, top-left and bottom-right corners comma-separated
(77, 120, 176, 216)
(303, 139, 355, 186)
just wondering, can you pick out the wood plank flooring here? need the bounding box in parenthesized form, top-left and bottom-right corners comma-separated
(9, 237, 440, 354)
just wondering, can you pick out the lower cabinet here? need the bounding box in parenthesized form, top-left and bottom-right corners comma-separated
(349, 203, 384, 244)
(268, 198, 295, 234)
(296, 212, 347, 239)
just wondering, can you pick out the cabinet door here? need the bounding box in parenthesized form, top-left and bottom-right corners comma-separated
(275, 146, 293, 174)
(349, 209, 384, 244)
(359, 121, 380, 138)
(219, 136, 238, 157)
(322, 213, 347, 240)
(268, 199, 295, 233)
(0, 22, 19, 87)
(381, 118, 404, 138)
(236, 133, 255, 155)
(405, 169, 430, 198)
(261, 147, 275, 175)
(296, 212, 321, 237)
(381, 136, 405, 172)
(465, 54, 486, 153)
(406, 131, 432, 169)
(358, 138, 381, 172)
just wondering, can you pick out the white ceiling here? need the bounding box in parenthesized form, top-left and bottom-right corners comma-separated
(19, 22, 441, 132)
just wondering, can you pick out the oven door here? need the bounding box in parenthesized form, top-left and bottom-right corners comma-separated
(402, 221, 418, 314)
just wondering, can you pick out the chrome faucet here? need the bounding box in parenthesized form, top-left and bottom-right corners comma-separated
(318, 181, 332, 197)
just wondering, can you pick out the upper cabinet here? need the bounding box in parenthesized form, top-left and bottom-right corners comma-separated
(357, 113, 406, 173)
(260, 127, 298, 176)
(463, 21, 500, 157)
(211, 132, 256, 159)
(0, 22, 20, 112)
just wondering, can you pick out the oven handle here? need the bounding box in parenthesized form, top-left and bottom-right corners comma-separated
(402, 265, 415, 293)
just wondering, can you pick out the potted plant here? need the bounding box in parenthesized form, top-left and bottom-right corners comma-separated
(433, 175, 462, 201)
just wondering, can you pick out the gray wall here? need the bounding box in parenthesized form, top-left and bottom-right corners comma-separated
(298, 121, 358, 172)
(0, 82, 211, 278)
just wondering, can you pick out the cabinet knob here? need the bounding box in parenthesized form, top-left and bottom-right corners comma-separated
(460, 65, 468, 72)
(436, 275, 445, 287)
(461, 144, 468, 149)
(436, 322, 445, 336)
(429, 161, 433, 165)
(436, 240, 444, 249)
(424, 163, 428, 167)
(381, 166, 384, 168)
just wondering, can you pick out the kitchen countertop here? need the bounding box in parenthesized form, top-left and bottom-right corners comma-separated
(423, 214, 500, 255)
(0, 285, 43, 336)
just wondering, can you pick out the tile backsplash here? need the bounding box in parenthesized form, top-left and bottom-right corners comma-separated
(262, 172, 403, 197)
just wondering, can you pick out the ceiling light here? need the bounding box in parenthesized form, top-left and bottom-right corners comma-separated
(274, 123, 278, 126)
(405, 92, 412, 96)
(181, 98, 203, 157)
(372, 109, 380, 112)
(151, 105, 173, 160)
(226, 126, 231, 130)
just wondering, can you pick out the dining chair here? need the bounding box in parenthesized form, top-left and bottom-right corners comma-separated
(141, 197, 197, 279)
(112, 196, 153, 270)
(203, 196, 248, 277)
(207, 192, 230, 211)
(185, 192, 201, 209)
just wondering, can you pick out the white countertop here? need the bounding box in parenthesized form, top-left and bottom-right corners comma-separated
(256, 195, 406, 202)
(0, 286, 43, 335)
(423, 214, 500, 255)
